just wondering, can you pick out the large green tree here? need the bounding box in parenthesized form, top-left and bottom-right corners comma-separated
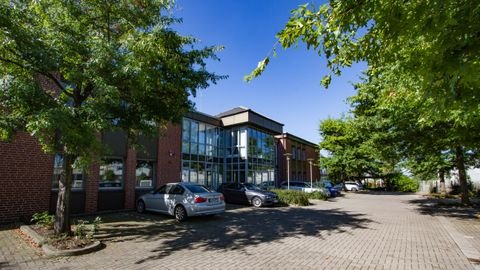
(247, 0, 480, 203)
(0, 0, 223, 234)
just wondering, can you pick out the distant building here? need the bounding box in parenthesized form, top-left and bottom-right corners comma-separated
(0, 107, 319, 223)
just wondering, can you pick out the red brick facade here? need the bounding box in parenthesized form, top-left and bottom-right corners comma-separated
(0, 116, 317, 223)
(0, 132, 53, 223)
(156, 124, 182, 186)
(276, 133, 320, 183)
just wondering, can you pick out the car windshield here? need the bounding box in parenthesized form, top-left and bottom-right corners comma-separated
(242, 183, 262, 191)
(184, 184, 211, 194)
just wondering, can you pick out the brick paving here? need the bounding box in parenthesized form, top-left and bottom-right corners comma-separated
(0, 193, 478, 269)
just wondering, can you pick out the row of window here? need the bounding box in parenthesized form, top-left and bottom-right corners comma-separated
(52, 155, 155, 190)
(291, 146, 307, 161)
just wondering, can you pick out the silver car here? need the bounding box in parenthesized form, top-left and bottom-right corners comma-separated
(136, 182, 225, 221)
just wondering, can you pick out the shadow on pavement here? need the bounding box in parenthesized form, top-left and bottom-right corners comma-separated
(408, 197, 480, 219)
(92, 206, 372, 264)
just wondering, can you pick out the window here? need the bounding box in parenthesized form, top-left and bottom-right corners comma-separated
(169, 185, 185, 195)
(52, 154, 84, 190)
(99, 158, 123, 189)
(292, 147, 296, 159)
(136, 160, 154, 188)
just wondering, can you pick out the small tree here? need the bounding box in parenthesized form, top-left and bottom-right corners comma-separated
(0, 0, 224, 234)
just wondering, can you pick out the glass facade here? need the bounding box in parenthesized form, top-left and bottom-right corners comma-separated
(181, 117, 277, 189)
(136, 160, 154, 188)
(181, 118, 224, 189)
(99, 158, 123, 189)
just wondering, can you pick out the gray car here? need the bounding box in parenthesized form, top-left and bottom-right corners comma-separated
(136, 182, 225, 221)
(217, 182, 279, 207)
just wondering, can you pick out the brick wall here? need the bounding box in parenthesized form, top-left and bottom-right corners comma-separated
(156, 124, 182, 186)
(124, 147, 136, 210)
(0, 132, 53, 224)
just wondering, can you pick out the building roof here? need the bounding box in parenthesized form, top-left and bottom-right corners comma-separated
(275, 132, 318, 148)
(215, 106, 284, 126)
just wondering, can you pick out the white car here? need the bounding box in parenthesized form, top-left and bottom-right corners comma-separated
(136, 182, 225, 221)
(344, 182, 363, 192)
(280, 181, 330, 196)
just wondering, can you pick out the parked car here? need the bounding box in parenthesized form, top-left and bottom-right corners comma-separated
(333, 183, 344, 193)
(136, 182, 225, 221)
(344, 182, 363, 192)
(217, 182, 279, 207)
(258, 181, 276, 190)
(315, 180, 339, 197)
(280, 181, 331, 196)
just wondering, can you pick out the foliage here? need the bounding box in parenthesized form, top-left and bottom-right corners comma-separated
(31, 211, 54, 229)
(307, 191, 328, 201)
(73, 217, 102, 240)
(247, 0, 480, 204)
(319, 117, 384, 182)
(271, 189, 310, 206)
(392, 175, 418, 193)
(0, 0, 223, 234)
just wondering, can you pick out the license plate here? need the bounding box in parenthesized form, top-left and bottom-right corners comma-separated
(208, 198, 219, 203)
(273, 199, 279, 203)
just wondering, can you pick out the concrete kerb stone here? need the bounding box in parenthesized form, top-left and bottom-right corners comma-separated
(19, 225, 46, 247)
(42, 241, 103, 257)
(20, 225, 103, 257)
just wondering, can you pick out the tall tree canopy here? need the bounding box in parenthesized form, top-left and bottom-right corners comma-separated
(247, 0, 480, 203)
(0, 0, 224, 233)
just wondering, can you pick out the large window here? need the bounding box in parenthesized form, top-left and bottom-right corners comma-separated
(52, 154, 84, 190)
(181, 118, 224, 189)
(136, 160, 154, 188)
(99, 158, 123, 189)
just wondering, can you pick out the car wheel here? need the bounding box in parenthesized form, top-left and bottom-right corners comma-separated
(252, 196, 263, 207)
(174, 205, 187, 222)
(137, 200, 145, 213)
(352, 187, 358, 192)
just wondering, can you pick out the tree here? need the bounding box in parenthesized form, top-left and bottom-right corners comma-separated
(319, 118, 381, 182)
(0, 0, 224, 234)
(246, 0, 480, 203)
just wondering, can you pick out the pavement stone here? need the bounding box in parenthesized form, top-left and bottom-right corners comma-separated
(0, 193, 479, 269)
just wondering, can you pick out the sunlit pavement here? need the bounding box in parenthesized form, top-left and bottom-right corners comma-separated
(0, 193, 478, 269)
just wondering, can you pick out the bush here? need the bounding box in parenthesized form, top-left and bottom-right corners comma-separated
(271, 189, 310, 206)
(31, 211, 54, 229)
(393, 175, 418, 192)
(73, 217, 103, 240)
(307, 191, 328, 201)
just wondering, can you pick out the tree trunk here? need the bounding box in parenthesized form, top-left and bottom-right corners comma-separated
(439, 170, 446, 194)
(54, 152, 73, 234)
(455, 146, 469, 205)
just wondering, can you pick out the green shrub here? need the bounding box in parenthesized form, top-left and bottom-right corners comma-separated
(307, 191, 328, 201)
(73, 217, 103, 239)
(31, 211, 54, 228)
(271, 189, 310, 206)
(393, 175, 418, 192)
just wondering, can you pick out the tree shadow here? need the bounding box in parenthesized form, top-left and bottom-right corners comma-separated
(407, 197, 480, 219)
(91, 206, 372, 265)
(357, 191, 417, 196)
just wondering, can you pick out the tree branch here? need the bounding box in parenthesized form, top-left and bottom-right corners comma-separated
(0, 56, 73, 98)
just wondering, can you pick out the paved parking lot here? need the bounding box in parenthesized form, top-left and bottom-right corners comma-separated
(0, 193, 478, 269)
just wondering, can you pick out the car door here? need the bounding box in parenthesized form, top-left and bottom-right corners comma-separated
(222, 183, 236, 203)
(148, 184, 170, 213)
(166, 184, 185, 214)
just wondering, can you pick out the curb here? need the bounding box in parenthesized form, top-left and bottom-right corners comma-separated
(19, 225, 46, 247)
(42, 241, 103, 257)
(20, 225, 103, 257)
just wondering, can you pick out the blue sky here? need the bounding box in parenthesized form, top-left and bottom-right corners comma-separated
(173, 0, 366, 143)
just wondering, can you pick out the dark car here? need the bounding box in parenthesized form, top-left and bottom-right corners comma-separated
(217, 182, 279, 207)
